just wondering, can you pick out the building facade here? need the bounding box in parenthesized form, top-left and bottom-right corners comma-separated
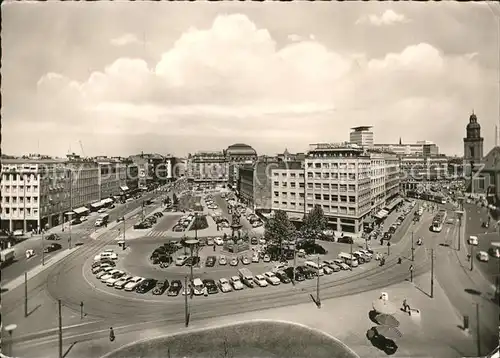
(469, 146, 500, 202)
(238, 157, 300, 211)
(1, 157, 71, 232)
(129, 153, 173, 188)
(225, 143, 257, 188)
(187, 151, 229, 187)
(374, 141, 439, 157)
(350, 126, 374, 148)
(96, 159, 127, 200)
(66, 156, 100, 212)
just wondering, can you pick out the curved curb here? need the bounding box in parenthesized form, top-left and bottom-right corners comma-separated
(100, 319, 361, 358)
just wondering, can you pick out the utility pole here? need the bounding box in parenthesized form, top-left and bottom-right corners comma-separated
(184, 275, 189, 327)
(475, 303, 481, 357)
(58, 299, 63, 358)
(411, 231, 414, 261)
(80, 301, 84, 319)
(470, 244, 474, 271)
(387, 242, 391, 256)
(23, 174, 27, 234)
(430, 248, 434, 298)
(123, 205, 126, 250)
(42, 229, 45, 266)
(24, 272, 28, 317)
(69, 170, 72, 249)
(316, 256, 321, 308)
(292, 236, 297, 286)
(409, 264, 414, 283)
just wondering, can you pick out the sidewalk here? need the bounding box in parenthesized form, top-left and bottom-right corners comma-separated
(12, 272, 474, 358)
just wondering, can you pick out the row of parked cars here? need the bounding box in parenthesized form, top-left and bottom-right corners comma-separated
(172, 213, 195, 232)
(204, 195, 218, 211)
(133, 211, 164, 230)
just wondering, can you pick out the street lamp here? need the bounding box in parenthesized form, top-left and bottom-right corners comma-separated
(185, 238, 199, 298)
(5, 323, 17, 357)
(455, 210, 464, 251)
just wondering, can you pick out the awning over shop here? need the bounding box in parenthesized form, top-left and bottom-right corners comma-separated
(120, 186, 129, 192)
(73, 206, 89, 215)
(90, 201, 104, 209)
(64, 211, 74, 216)
(374, 209, 389, 220)
(101, 198, 114, 205)
(385, 198, 403, 212)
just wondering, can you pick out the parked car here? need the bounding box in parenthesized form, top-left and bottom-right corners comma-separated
(175, 255, 189, 266)
(96, 267, 114, 279)
(251, 237, 259, 245)
(124, 277, 144, 291)
(229, 257, 238, 266)
(219, 255, 227, 265)
(136, 278, 157, 294)
(254, 275, 269, 287)
(263, 272, 280, 286)
(252, 253, 260, 263)
(263, 255, 271, 263)
(113, 275, 133, 289)
(116, 216, 125, 223)
(296, 266, 313, 280)
(92, 264, 111, 275)
(185, 256, 200, 267)
(203, 279, 219, 294)
(101, 269, 124, 283)
(214, 237, 224, 246)
(205, 256, 216, 267)
(207, 238, 215, 246)
(323, 266, 334, 275)
(167, 280, 182, 296)
(333, 259, 350, 270)
(240, 256, 251, 265)
(152, 280, 169, 295)
(275, 270, 291, 284)
(230, 276, 244, 290)
(337, 236, 354, 244)
(218, 278, 233, 293)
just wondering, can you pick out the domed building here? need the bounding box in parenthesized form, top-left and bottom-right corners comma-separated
(225, 143, 258, 188)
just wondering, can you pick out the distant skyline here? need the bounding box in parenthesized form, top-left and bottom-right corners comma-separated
(3, 2, 499, 157)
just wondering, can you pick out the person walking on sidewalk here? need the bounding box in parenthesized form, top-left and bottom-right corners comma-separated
(402, 298, 409, 313)
(109, 327, 115, 342)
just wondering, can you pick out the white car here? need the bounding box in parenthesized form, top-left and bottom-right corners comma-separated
(182, 285, 192, 296)
(80, 216, 88, 222)
(175, 255, 189, 266)
(98, 208, 107, 213)
(124, 277, 144, 291)
(259, 238, 267, 245)
(103, 270, 125, 284)
(114, 275, 132, 288)
(218, 278, 233, 293)
(100, 269, 120, 282)
(92, 263, 111, 275)
(468, 236, 478, 246)
(254, 275, 269, 287)
(230, 276, 244, 290)
(95, 267, 114, 279)
(272, 264, 288, 273)
(359, 249, 373, 259)
(323, 266, 334, 275)
(252, 253, 260, 263)
(263, 255, 271, 263)
(94, 252, 118, 261)
(219, 255, 227, 265)
(477, 251, 489, 262)
(229, 257, 238, 266)
(263, 272, 280, 286)
(214, 237, 224, 246)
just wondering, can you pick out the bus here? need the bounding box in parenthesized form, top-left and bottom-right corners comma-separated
(304, 261, 324, 276)
(431, 210, 447, 232)
(338, 253, 359, 268)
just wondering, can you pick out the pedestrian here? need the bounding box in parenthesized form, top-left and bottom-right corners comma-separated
(109, 327, 115, 342)
(213, 244, 216, 252)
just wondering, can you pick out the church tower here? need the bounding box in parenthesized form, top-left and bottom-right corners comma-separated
(463, 111, 484, 166)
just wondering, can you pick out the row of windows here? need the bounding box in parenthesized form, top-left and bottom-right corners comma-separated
(273, 171, 305, 178)
(273, 201, 358, 216)
(3, 196, 39, 204)
(2, 185, 40, 192)
(306, 172, 358, 180)
(1, 207, 39, 216)
(306, 162, 358, 170)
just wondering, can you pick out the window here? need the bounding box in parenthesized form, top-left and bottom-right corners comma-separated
(290, 202, 296, 206)
(349, 196, 356, 203)
(5, 208, 10, 214)
(290, 172, 296, 178)
(315, 194, 321, 200)
(274, 181, 279, 186)
(322, 163, 330, 169)
(282, 192, 287, 196)
(315, 163, 321, 169)
(315, 183, 321, 189)
(340, 196, 347, 202)
(299, 183, 305, 188)
(315, 172, 321, 179)
(291, 192, 296, 197)
(290, 182, 296, 188)
(349, 184, 356, 191)
(348, 173, 356, 180)
(307, 183, 313, 189)
(307, 163, 313, 168)
(273, 201, 279, 205)
(299, 193, 305, 198)
(274, 191, 279, 197)
(322, 172, 330, 179)
(299, 173, 304, 178)
(282, 182, 287, 188)
(323, 194, 330, 200)
(307, 204, 313, 208)
(282, 201, 287, 205)
(331, 173, 338, 180)
(307, 172, 313, 179)
(322, 183, 329, 189)
(273, 172, 279, 177)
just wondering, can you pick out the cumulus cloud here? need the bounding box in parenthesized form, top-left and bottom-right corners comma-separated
(24, 13, 493, 155)
(110, 33, 141, 46)
(356, 10, 409, 26)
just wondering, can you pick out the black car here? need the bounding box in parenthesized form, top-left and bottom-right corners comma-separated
(44, 243, 62, 253)
(251, 237, 259, 245)
(337, 236, 353, 244)
(275, 271, 291, 284)
(205, 256, 216, 267)
(116, 216, 125, 223)
(352, 253, 365, 264)
(134, 222, 149, 229)
(202, 279, 219, 294)
(167, 280, 182, 296)
(185, 256, 200, 267)
(46, 234, 61, 241)
(383, 232, 392, 240)
(152, 280, 169, 295)
(136, 278, 157, 294)
(296, 266, 314, 280)
(154, 212, 164, 218)
(284, 267, 305, 282)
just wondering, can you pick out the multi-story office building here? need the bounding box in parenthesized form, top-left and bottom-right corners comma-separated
(187, 151, 229, 187)
(66, 155, 100, 215)
(238, 157, 299, 211)
(374, 140, 439, 157)
(350, 126, 374, 148)
(225, 143, 257, 188)
(1, 156, 71, 232)
(129, 153, 173, 187)
(94, 158, 127, 201)
(270, 143, 402, 234)
(271, 143, 372, 234)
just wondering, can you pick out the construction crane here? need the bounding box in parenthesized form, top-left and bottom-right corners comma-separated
(79, 140, 85, 157)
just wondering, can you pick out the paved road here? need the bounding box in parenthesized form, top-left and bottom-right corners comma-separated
(7, 202, 430, 349)
(146, 214, 181, 237)
(431, 205, 500, 355)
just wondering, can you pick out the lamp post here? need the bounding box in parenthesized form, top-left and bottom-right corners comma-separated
(5, 323, 18, 357)
(455, 210, 464, 251)
(411, 231, 415, 261)
(185, 238, 199, 299)
(23, 174, 27, 234)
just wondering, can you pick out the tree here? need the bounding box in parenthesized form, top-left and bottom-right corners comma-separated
(264, 210, 296, 256)
(301, 204, 328, 242)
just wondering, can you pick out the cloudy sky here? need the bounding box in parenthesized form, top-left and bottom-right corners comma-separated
(2, 2, 499, 157)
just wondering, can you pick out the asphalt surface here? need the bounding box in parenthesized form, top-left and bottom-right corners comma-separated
(9, 201, 431, 350)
